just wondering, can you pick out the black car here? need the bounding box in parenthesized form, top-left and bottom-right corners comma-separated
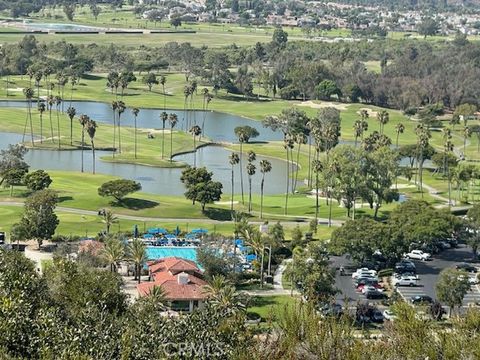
(319, 303, 343, 317)
(395, 263, 416, 274)
(354, 277, 379, 287)
(365, 290, 385, 300)
(456, 263, 478, 273)
(410, 295, 433, 305)
(371, 310, 384, 323)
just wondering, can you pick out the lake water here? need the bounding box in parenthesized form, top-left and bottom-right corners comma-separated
(0, 100, 283, 143)
(0, 133, 292, 196)
(20, 23, 103, 32)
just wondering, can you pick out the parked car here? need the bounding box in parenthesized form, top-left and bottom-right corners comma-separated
(362, 285, 384, 294)
(383, 309, 397, 321)
(392, 275, 418, 287)
(371, 309, 384, 323)
(357, 282, 383, 292)
(456, 263, 478, 273)
(438, 241, 451, 250)
(411, 295, 433, 305)
(365, 289, 385, 299)
(319, 303, 343, 318)
(352, 268, 377, 279)
(395, 262, 416, 274)
(405, 250, 431, 261)
(354, 276, 379, 287)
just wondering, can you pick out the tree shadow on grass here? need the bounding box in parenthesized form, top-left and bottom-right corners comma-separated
(203, 207, 233, 221)
(82, 74, 104, 81)
(116, 198, 159, 210)
(57, 196, 74, 203)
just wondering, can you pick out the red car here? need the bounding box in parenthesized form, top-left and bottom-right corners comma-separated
(356, 283, 383, 293)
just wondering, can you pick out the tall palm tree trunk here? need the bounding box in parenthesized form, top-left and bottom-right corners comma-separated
(307, 135, 312, 187)
(49, 108, 55, 143)
(117, 115, 122, 153)
(260, 174, 265, 219)
(81, 128, 85, 172)
(315, 170, 319, 223)
(248, 175, 252, 213)
(112, 112, 116, 158)
(193, 135, 197, 167)
(170, 127, 174, 161)
(134, 116, 138, 159)
(91, 140, 96, 174)
(239, 142, 245, 204)
(231, 165, 235, 212)
(56, 108, 61, 149)
(285, 147, 290, 215)
(28, 102, 34, 147)
(162, 123, 165, 159)
(40, 113, 43, 144)
(293, 142, 302, 193)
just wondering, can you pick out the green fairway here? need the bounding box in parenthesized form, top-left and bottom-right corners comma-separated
(248, 295, 299, 322)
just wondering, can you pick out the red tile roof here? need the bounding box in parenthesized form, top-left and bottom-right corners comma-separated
(137, 257, 208, 301)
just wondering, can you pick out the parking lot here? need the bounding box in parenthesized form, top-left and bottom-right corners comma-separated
(332, 244, 480, 308)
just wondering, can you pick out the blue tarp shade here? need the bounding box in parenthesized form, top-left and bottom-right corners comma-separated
(147, 228, 168, 234)
(185, 233, 196, 239)
(191, 228, 208, 234)
(165, 234, 176, 239)
(143, 234, 155, 239)
(245, 254, 257, 262)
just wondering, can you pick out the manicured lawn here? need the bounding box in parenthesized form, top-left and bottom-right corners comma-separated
(247, 295, 299, 322)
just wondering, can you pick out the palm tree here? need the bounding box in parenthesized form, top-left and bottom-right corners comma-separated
(183, 85, 192, 130)
(234, 128, 249, 204)
(247, 151, 256, 213)
(144, 286, 167, 311)
(111, 101, 118, 158)
(259, 159, 272, 219)
(47, 95, 55, 143)
(312, 159, 323, 224)
(160, 75, 167, 109)
(101, 210, 118, 234)
(293, 132, 306, 193)
(116, 100, 126, 154)
(86, 119, 97, 174)
(34, 71, 42, 99)
(443, 128, 454, 207)
(353, 119, 368, 147)
(377, 110, 389, 134)
(54, 96, 62, 149)
(37, 102, 46, 144)
(189, 125, 202, 167)
(78, 114, 90, 173)
(395, 123, 405, 148)
(69, 75, 77, 106)
(132, 108, 140, 159)
(160, 111, 168, 159)
(22, 87, 35, 147)
(101, 238, 125, 272)
(168, 113, 178, 161)
(464, 126, 472, 155)
(283, 136, 294, 215)
(203, 275, 231, 299)
(200, 88, 209, 138)
(128, 238, 147, 283)
(66, 106, 76, 146)
(229, 153, 240, 213)
(415, 124, 431, 197)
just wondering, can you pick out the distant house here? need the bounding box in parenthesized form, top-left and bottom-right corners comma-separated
(137, 257, 208, 312)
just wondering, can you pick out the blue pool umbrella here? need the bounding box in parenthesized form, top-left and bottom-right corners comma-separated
(191, 228, 208, 234)
(165, 234, 176, 239)
(143, 234, 155, 239)
(147, 228, 168, 235)
(235, 239, 244, 246)
(245, 254, 257, 262)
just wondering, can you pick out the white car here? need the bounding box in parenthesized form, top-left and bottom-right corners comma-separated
(392, 275, 418, 287)
(383, 309, 397, 321)
(352, 268, 377, 279)
(405, 250, 431, 261)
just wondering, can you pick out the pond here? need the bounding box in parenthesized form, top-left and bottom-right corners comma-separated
(0, 100, 283, 143)
(18, 22, 103, 32)
(0, 133, 293, 196)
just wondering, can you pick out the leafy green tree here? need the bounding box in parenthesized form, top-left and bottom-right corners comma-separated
(269, 221, 285, 243)
(197, 246, 231, 280)
(3, 168, 26, 195)
(272, 28, 288, 49)
(63, 4, 75, 21)
(191, 180, 223, 212)
(436, 268, 471, 316)
(90, 4, 102, 21)
(23, 169, 52, 191)
(98, 179, 142, 203)
(466, 204, 480, 259)
(315, 79, 341, 100)
(13, 189, 59, 248)
(142, 72, 158, 92)
(170, 17, 182, 29)
(418, 17, 439, 38)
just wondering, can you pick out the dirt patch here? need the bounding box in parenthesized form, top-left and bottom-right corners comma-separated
(298, 100, 348, 111)
(358, 108, 378, 118)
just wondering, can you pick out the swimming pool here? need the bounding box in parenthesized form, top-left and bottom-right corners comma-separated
(146, 246, 198, 264)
